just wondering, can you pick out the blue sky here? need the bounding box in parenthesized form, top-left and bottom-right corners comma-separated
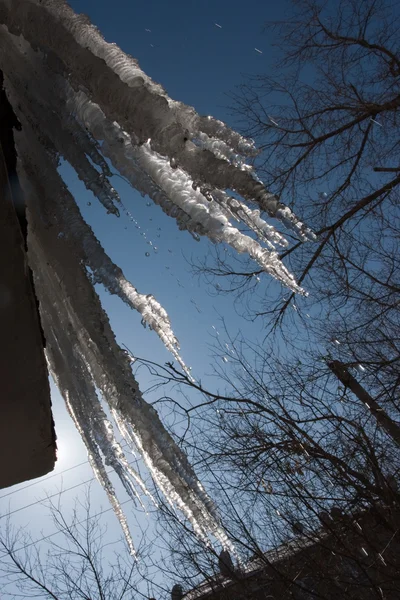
(0, 0, 294, 594)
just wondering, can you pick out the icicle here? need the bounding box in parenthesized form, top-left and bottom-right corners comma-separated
(65, 87, 305, 290)
(211, 189, 289, 249)
(17, 128, 226, 549)
(0, 0, 318, 552)
(0, 28, 120, 216)
(129, 142, 305, 293)
(68, 89, 208, 237)
(2, 0, 314, 239)
(27, 0, 254, 162)
(14, 119, 191, 376)
(193, 132, 254, 171)
(197, 115, 258, 157)
(40, 265, 138, 555)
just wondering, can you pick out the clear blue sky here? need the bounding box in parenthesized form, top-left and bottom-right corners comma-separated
(0, 1, 293, 595)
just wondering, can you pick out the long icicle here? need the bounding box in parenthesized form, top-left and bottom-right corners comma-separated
(17, 126, 230, 548)
(1, 0, 315, 240)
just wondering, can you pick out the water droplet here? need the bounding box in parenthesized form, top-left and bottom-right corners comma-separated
(356, 364, 366, 373)
(87, 201, 91, 206)
(170, 157, 178, 169)
(146, 201, 152, 207)
(332, 339, 341, 346)
(156, 234, 161, 238)
(145, 252, 150, 257)
(153, 246, 158, 253)
(222, 356, 229, 363)
(168, 249, 173, 253)
(157, 227, 162, 231)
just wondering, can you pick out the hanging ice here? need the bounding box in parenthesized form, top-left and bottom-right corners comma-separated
(0, 0, 315, 549)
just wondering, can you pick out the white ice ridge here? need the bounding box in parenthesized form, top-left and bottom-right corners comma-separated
(0, 0, 315, 243)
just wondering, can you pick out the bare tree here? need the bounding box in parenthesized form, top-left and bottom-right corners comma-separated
(119, 2, 400, 596)
(196, 0, 400, 366)
(0, 487, 145, 600)
(133, 333, 400, 598)
(193, 0, 400, 469)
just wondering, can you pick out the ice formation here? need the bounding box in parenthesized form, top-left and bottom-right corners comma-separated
(0, 0, 314, 550)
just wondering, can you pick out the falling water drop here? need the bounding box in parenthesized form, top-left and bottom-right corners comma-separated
(146, 201, 152, 207)
(222, 356, 229, 363)
(87, 201, 91, 206)
(145, 252, 150, 257)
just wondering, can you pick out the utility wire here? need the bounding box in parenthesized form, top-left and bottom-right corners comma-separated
(0, 459, 90, 501)
(1, 476, 101, 520)
(0, 452, 141, 521)
(0, 497, 134, 559)
(0, 442, 131, 501)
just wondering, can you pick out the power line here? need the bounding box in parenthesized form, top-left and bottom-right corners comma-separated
(1, 476, 98, 520)
(0, 458, 90, 501)
(0, 456, 150, 559)
(0, 497, 134, 560)
(0, 442, 131, 501)
(0, 452, 141, 521)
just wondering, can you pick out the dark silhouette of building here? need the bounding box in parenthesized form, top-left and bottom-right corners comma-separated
(185, 505, 400, 600)
(0, 70, 56, 489)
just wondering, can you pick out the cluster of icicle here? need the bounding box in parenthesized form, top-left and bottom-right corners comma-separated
(0, 0, 314, 553)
